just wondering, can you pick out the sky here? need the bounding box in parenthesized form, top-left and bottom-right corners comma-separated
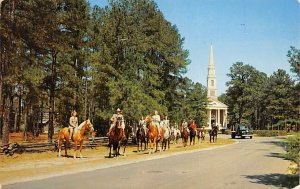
(88, 0, 300, 95)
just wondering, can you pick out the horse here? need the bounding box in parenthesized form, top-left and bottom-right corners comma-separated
(58, 119, 94, 159)
(170, 127, 181, 144)
(209, 125, 218, 143)
(145, 115, 159, 154)
(161, 124, 170, 151)
(197, 127, 205, 143)
(136, 124, 148, 152)
(181, 127, 189, 147)
(108, 119, 126, 158)
(189, 127, 196, 145)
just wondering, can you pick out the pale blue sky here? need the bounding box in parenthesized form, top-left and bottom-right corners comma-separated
(89, 0, 300, 95)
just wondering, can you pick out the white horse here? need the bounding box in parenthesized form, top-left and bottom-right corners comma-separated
(170, 127, 181, 144)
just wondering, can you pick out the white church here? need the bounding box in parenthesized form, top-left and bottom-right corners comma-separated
(206, 46, 228, 130)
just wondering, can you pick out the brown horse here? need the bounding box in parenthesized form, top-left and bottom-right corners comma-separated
(58, 119, 94, 159)
(181, 127, 189, 147)
(145, 115, 159, 154)
(108, 119, 126, 158)
(197, 127, 205, 143)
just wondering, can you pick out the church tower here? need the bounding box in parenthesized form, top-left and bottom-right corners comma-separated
(207, 45, 217, 100)
(206, 45, 228, 130)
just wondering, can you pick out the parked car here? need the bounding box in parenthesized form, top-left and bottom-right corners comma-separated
(231, 125, 253, 139)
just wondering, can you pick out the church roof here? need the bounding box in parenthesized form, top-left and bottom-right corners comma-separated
(207, 99, 228, 109)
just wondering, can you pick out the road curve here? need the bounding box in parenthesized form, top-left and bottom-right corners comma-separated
(3, 137, 291, 189)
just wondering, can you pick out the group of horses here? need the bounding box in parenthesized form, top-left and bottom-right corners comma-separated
(56, 117, 219, 159)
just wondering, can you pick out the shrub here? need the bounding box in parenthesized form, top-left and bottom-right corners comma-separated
(253, 130, 287, 137)
(282, 134, 300, 174)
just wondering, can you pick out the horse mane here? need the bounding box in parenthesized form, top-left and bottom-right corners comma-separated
(145, 115, 153, 123)
(78, 119, 90, 129)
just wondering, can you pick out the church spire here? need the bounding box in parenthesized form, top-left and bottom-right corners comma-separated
(207, 45, 217, 100)
(209, 45, 215, 68)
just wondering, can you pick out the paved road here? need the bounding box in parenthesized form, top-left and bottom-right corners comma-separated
(3, 137, 292, 189)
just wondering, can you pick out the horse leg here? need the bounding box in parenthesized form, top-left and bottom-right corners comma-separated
(109, 144, 112, 158)
(58, 138, 62, 157)
(123, 139, 127, 157)
(73, 142, 77, 159)
(79, 142, 83, 159)
(148, 140, 152, 154)
(65, 139, 69, 157)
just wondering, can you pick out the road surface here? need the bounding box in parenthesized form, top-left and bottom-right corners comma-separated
(3, 136, 292, 189)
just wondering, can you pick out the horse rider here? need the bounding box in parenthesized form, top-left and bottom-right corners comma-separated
(139, 116, 147, 136)
(152, 110, 161, 138)
(190, 120, 197, 131)
(107, 108, 125, 138)
(181, 119, 189, 132)
(69, 110, 78, 140)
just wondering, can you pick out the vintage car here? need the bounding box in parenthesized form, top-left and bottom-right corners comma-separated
(231, 125, 253, 139)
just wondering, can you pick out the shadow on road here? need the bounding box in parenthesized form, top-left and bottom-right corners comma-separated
(261, 139, 287, 150)
(265, 152, 289, 160)
(244, 173, 299, 188)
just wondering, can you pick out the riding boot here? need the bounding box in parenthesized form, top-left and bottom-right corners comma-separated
(69, 130, 73, 140)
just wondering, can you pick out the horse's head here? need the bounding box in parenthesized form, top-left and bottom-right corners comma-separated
(144, 115, 153, 125)
(84, 119, 94, 132)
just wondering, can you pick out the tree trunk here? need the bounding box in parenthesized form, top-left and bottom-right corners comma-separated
(48, 52, 57, 143)
(17, 94, 21, 132)
(0, 36, 3, 139)
(23, 105, 28, 141)
(2, 95, 10, 145)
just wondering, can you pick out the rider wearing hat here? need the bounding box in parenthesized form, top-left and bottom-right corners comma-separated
(107, 108, 125, 137)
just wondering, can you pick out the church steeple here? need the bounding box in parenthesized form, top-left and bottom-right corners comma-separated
(207, 45, 217, 100)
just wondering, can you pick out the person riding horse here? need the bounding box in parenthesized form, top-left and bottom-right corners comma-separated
(69, 110, 78, 140)
(139, 116, 147, 136)
(152, 110, 161, 139)
(189, 120, 197, 145)
(107, 108, 125, 138)
(181, 119, 189, 132)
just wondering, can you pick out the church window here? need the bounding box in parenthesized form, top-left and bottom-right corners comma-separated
(211, 80, 214, 86)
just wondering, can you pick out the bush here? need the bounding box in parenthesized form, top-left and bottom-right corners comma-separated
(281, 134, 300, 174)
(253, 130, 287, 137)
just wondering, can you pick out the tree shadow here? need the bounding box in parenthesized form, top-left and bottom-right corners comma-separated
(261, 140, 286, 149)
(244, 173, 299, 188)
(265, 152, 289, 160)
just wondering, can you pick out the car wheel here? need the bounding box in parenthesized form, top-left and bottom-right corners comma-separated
(250, 136, 252, 139)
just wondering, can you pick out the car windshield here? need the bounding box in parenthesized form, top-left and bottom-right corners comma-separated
(239, 125, 249, 130)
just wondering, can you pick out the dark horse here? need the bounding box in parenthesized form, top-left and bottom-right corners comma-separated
(123, 125, 134, 152)
(189, 127, 196, 145)
(136, 124, 147, 152)
(209, 126, 218, 143)
(181, 127, 189, 147)
(108, 119, 126, 158)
